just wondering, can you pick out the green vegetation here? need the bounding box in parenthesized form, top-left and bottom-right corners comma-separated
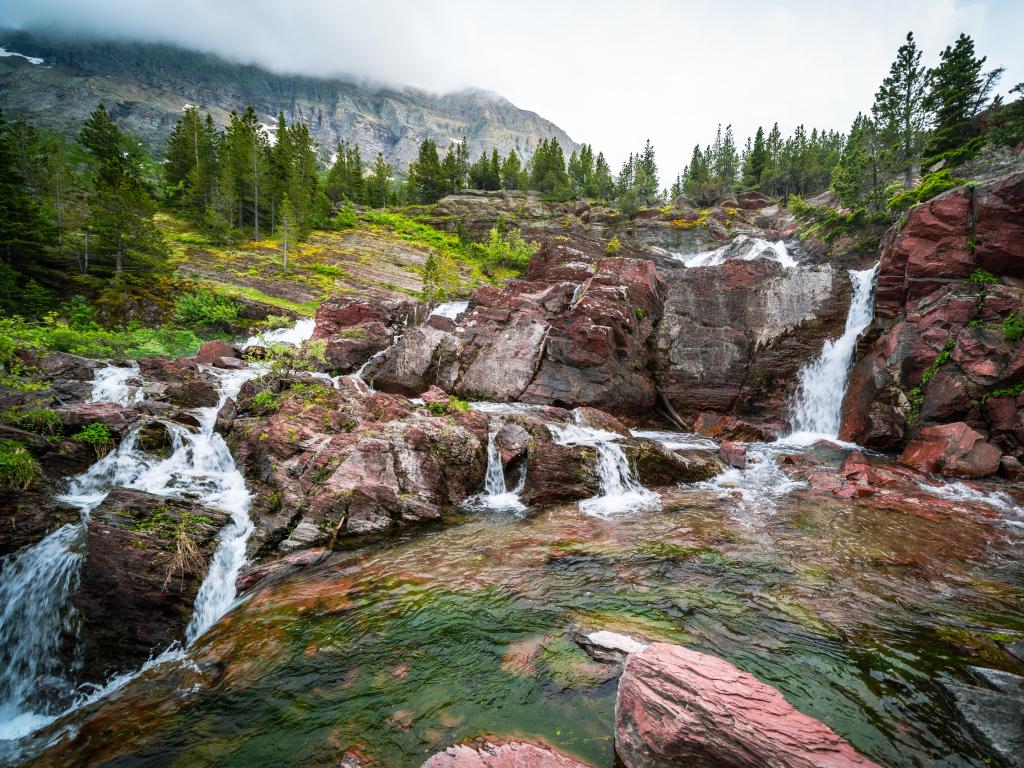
(1003, 312, 1024, 343)
(0, 407, 62, 438)
(72, 422, 114, 457)
(0, 439, 40, 490)
(605, 236, 622, 255)
(886, 170, 966, 212)
(0, 315, 204, 361)
(173, 288, 241, 331)
(906, 339, 956, 422)
(970, 268, 999, 286)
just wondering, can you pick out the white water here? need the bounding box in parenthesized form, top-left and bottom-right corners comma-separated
(90, 362, 143, 406)
(674, 235, 798, 269)
(430, 301, 470, 321)
(468, 427, 526, 513)
(548, 416, 659, 518)
(789, 265, 879, 441)
(242, 318, 316, 349)
(0, 317, 308, 742)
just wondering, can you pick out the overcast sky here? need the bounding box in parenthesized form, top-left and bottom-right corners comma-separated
(3, 0, 1022, 180)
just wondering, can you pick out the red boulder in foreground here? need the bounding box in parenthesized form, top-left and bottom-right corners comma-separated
(421, 740, 593, 767)
(615, 643, 880, 768)
(900, 422, 1002, 478)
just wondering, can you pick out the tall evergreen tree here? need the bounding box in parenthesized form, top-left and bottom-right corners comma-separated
(500, 149, 522, 190)
(367, 152, 392, 208)
(831, 112, 885, 212)
(872, 32, 929, 187)
(922, 33, 1003, 167)
(0, 112, 50, 268)
(408, 139, 446, 203)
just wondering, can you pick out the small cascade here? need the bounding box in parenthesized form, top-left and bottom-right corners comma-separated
(351, 347, 390, 392)
(548, 416, 659, 518)
(90, 362, 143, 406)
(789, 265, 879, 441)
(0, 317, 313, 742)
(242, 317, 316, 349)
(469, 427, 526, 512)
(430, 300, 470, 321)
(674, 235, 797, 269)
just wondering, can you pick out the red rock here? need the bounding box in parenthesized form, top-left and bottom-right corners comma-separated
(420, 386, 451, 405)
(735, 191, 774, 209)
(900, 422, 1002, 478)
(55, 401, 139, 437)
(999, 455, 1023, 481)
(573, 406, 630, 436)
(719, 440, 746, 469)
(615, 643, 881, 768)
(422, 740, 593, 767)
(213, 356, 246, 370)
(195, 340, 240, 365)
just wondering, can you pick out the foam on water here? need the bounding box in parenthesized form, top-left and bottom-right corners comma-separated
(674, 236, 798, 269)
(90, 362, 143, 406)
(242, 318, 316, 349)
(467, 427, 527, 513)
(430, 301, 470, 321)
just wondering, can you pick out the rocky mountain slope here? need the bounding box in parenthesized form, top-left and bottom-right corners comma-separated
(0, 30, 578, 167)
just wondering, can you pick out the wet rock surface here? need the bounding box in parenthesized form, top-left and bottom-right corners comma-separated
(71, 488, 228, 685)
(421, 740, 594, 767)
(615, 643, 882, 768)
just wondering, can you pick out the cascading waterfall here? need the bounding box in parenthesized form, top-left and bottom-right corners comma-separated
(789, 264, 879, 440)
(674, 236, 798, 269)
(0, 321, 292, 742)
(242, 318, 316, 349)
(90, 362, 143, 406)
(548, 416, 658, 518)
(470, 427, 526, 512)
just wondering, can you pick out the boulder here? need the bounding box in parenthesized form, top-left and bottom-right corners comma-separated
(422, 740, 593, 768)
(72, 488, 228, 684)
(0, 492, 80, 558)
(622, 440, 723, 486)
(900, 422, 1002, 478)
(195, 340, 240, 365)
(615, 643, 881, 768)
(55, 401, 140, 438)
(572, 406, 630, 436)
(521, 440, 599, 506)
(719, 440, 747, 469)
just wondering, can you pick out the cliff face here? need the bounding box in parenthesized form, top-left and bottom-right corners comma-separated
(0, 31, 578, 168)
(840, 166, 1024, 476)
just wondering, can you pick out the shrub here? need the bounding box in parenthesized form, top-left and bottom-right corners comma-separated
(329, 203, 357, 230)
(970, 268, 998, 285)
(1004, 312, 1024, 343)
(606, 236, 622, 255)
(886, 170, 965, 212)
(0, 439, 40, 489)
(72, 422, 114, 458)
(173, 289, 241, 331)
(482, 227, 538, 271)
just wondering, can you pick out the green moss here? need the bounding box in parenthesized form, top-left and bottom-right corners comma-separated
(887, 170, 966, 212)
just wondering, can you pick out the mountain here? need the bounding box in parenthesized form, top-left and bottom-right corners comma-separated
(0, 29, 578, 169)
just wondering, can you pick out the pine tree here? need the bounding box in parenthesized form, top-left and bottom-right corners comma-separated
(279, 193, 296, 271)
(831, 112, 885, 212)
(715, 126, 739, 191)
(368, 152, 391, 208)
(500, 149, 522, 190)
(634, 139, 659, 204)
(741, 126, 767, 189)
(922, 33, 1003, 168)
(872, 32, 929, 188)
(592, 152, 614, 201)
(0, 112, 50, 267)
(79, 105, 165, 276)
(408, 139, 445, 203)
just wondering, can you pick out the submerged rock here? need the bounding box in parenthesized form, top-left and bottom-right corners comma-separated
(939, 667, 1024, 768)
(615, 643, 881, 768)
(421, 740, 593, 767)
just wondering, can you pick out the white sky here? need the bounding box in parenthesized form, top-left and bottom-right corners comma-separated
(3, 0, 1022, 181)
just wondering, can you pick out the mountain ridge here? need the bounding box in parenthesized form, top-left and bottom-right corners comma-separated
(0, 29, 579, 169)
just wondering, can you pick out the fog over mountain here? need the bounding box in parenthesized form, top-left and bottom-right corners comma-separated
(2, 0, 1021, 178)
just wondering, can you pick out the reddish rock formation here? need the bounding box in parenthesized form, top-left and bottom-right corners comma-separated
(719, 440, 747, 469)
(615, 643, 881, 768)
(900, 422, 1002, 478)
(840, 168, 1024, 475)
(422, 740, 593, 768)
(194, 340, 240, 365)
(72, 488, 228, 685)
(227, 374, 489, 554)
(312, 296, 418, 374)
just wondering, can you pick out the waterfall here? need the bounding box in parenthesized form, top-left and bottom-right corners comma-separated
(242, 317, 316, 349)
(90, 362, 142, 406)
(674, 236, 798, 269)
(0, 319, 307, 742)
(430, 300, 470, 321)
(789, 265, 879, 440)
(469, 427, 526, 512)
(548, 416, 659, 518)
